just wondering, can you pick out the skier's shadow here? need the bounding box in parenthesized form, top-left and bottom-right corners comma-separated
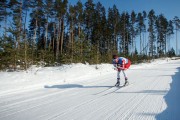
(44, 84, 112, 89)
(44, 84, 84, 89)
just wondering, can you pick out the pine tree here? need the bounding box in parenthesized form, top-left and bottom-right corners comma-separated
(84, 0, 95, 45)
(155, 14, 168, 57)
(9, 0, 23, 50)
(44, 0, 54, 51)
(166, 20, 174, 52)
(54, 0, 68, 61)
(76, 0, 84, 61)
(22, 0, 31, 70)
(68, 4, 76, 62)
(148, 9, 156, 58)
(107, 5, 120, 54)
(119, 12, 130, 56)
(137, 12, 146, 55)
(8, 0, 24, 70)
(130, 11, 137, 56)
(29, 0, 44, 63)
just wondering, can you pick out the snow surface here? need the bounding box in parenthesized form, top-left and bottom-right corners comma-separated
(0, 58, 180, 120)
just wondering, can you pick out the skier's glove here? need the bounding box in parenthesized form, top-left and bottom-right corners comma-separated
(114, 67, 117, 71)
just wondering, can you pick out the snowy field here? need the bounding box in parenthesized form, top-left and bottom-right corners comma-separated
(0, 58, 180, 120)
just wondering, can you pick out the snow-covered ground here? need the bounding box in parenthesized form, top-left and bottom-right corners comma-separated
(0, 58, 180, 120)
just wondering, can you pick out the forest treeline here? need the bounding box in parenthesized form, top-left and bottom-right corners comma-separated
(0, 0, 180, 70)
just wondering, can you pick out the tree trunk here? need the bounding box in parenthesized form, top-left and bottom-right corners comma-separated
(56, 18, 61, 61)
(114, 24, 117, 51)
(53, 23, 56, 51)
(45, 17, 48, 50)
(60, 18, 64, 54)
(32, 18, 38, 64)
(24, 5, 28, 71)
(123, 18, 126, 54)
(131, 33, 134, 57)
(78, 23, 82, 57)
(71, 21, 74, 62)
(14, 42, 17, 70)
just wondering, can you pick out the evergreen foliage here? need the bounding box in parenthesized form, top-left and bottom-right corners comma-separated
(0, 0, 179, 70)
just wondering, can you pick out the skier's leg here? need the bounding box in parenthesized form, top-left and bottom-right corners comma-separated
(115, 70, 121, 86)
(117, 70, 120, 79)
(122, 70, 127, 79)
(122, 70, 128, 86)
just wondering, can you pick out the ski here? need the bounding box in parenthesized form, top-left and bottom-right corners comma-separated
(93, 86, 115, 95)
(102, 86, 123, 96)
(94, 82, 131, 96)
(102, 82, 132, 96)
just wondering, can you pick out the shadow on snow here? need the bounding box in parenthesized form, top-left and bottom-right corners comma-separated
(155, 67, 180, 120)
(44, 84, 112, 89)
(115, 90, 168, 95)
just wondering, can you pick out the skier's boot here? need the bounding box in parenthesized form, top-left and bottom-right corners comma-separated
(115, 78, 120, 87)
(124, 78, 129, 86)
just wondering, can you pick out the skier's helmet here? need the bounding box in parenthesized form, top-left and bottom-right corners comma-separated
(112, 55, 118, 59)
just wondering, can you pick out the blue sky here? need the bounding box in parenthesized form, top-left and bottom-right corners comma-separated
(70, 0, 180, 54)
(70, 0, 180, 20)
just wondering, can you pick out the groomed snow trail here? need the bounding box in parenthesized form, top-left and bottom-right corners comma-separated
(0, 60, 180, 120)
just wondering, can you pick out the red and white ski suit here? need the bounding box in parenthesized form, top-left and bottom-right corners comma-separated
(113, 57, 131, 80)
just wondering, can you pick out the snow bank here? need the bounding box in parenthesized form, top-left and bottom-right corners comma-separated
(131, 57, 173, 69)
(0, 63, 114, 95)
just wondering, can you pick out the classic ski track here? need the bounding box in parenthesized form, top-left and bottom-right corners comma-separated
(125, 75, 171, 120)
(0, 93, 93, 118)
(119, 76, 161, 120)
(105, 66, 170, 120)
(52, 72, 158, 120)
(43, 72, 147, 120)
(57, 87, 137, 120)
(40, 67, 155, 120)
(45, 70, 157, 120)
(0, 74, 112, 109)
(0, 70, 152, 120)
(87, 68, 158, 120)
(41, 84, 139, 119)
(102, 83, 133, 96)
(80, 83, 150, 120)
(93, 86, 115, 95)
(0, 76, 114, 118)
(0, 71, 128, 119)
(45, 87, 122, 120)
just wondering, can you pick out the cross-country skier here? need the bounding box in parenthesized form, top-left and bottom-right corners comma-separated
(112, 55, 131, 87)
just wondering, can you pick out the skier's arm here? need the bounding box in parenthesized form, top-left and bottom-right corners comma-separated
(113, 64, 118, 70)
(112, 60, 117, 70)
